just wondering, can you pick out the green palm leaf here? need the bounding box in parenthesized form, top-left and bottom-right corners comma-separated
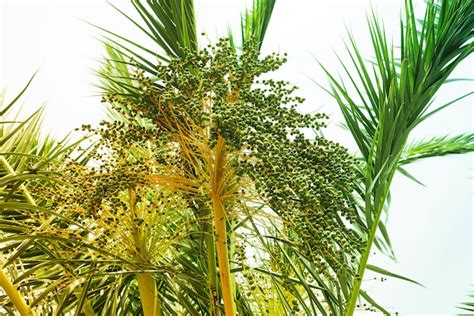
(458, 288, 474, 313)
(0, 76, 95, 315)
(239, 0, 276, 51)
(400, 134, 474, 165)
(95, 0, 197, 89)
(321, 0, 473, 314)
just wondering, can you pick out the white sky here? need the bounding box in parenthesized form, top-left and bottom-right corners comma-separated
(0, 0, 472, 314)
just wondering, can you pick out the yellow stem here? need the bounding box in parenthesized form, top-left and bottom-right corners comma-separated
(206, 222, 219, 315)
(211, 196, 235, 316)
(136, 273, 161, 316)
(0, 269, 32, 316)
(210, 136, 235, 316)
(128, 188, 161, 316)
(229, 219, 237, 306)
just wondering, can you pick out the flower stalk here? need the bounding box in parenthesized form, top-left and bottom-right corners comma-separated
(129, 188, 162, 316)
(206, 222, 219, 315)
(136, 273, 161, 316)
(0, 269, 32, 316)
(210, 136, 235, 315)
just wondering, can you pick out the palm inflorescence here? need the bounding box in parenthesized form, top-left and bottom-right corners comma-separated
(0, 0, 472, 315)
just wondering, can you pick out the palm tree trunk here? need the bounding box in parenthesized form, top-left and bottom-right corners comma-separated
(210, 136, 235, 315)
(345, 208, 382, 315)
(136, 273, 161, 316)
(345, 167, 397, 315)
(206, 222, 219, 315)
(211, 195, 235, 315)
(128, 188, 162, 316)
(0, 269, 32, 316)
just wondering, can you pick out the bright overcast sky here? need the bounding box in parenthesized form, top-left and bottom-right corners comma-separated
(1, 1, 472, 314)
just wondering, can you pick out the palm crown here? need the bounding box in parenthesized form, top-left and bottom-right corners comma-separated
(0, 0, 471, 315)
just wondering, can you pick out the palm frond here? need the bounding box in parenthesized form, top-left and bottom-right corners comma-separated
(0, 76, 92, 315)
(95, 0, 197, 81)
(400, 134, 474, 165)
(239, 0, 276, 51)
(458, 288, 474, 314)
(321, 0, 473, 314)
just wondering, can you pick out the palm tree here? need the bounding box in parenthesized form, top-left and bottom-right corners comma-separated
(0, 1, 349, 315)
(0, 0, 471, 315)
(321, 0, 473, 313)
(91, 0, 360, 314)
(0, 75, 93, 315)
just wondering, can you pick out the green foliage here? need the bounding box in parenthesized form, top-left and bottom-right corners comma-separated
(86, 39, 356, 314)
(0, 39, 359, 315)
(236, 0, 276, 51)
(0, 0, 471, 315)
(321, 0, 473, 313)
(97, 0, 197, 70)
(0, 76, 90, 315)
(458, 288, 474, 314)
(400, 134, 474, 165)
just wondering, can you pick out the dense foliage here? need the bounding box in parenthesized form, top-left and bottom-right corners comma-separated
(0, 0, 471, 315)
(59, 40, 358, 314)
